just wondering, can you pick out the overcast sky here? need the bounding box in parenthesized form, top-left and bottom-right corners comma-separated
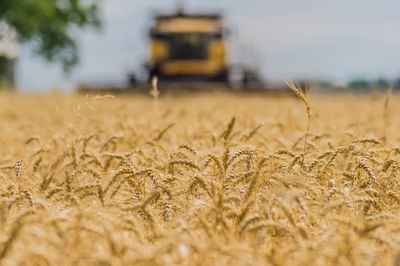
(17, 0, 400, 92)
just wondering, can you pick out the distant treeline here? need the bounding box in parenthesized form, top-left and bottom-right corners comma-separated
(318, 78, 400, 92)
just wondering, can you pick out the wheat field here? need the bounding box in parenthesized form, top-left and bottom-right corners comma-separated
(0, 91, 400, 265)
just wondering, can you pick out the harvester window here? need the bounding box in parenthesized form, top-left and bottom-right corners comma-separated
(169, 34, 210, 60)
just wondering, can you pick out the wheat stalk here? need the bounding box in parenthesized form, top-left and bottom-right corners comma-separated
(286, 80, 311, 157)
(150, 76, 160, 99)
(383, 86, 392, 143)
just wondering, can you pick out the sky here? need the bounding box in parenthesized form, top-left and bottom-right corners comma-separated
(17, 0, 400, 92)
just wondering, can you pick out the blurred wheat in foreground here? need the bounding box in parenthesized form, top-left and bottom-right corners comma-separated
(1, 92, 400, 265)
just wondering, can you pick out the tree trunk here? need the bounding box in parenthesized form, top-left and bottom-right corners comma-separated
(0, 56, 16, 90)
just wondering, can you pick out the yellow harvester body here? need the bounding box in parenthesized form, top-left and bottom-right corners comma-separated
(147, 11, 229, 82)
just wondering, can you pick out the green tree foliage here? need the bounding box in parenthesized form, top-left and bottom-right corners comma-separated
(0, 0, 101, 71)
(348, 79, 370, 91)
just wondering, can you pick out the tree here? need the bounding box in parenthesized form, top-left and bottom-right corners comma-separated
(0, 0, 101, 71)
(394, 77, 400, 91)
(375, 77, 390, 90)
(348, 79, 370, 91)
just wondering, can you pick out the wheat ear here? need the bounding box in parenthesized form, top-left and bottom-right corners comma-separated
(286, 80, 311, 156)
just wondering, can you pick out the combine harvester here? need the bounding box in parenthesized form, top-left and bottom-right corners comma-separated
(79, 8, 308, 93)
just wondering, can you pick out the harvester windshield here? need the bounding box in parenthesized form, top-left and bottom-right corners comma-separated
(169, 34, 210, 60)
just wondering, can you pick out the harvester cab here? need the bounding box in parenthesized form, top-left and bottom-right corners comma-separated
(145, 8, 229, 84)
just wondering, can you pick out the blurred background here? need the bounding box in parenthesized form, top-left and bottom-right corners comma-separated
(1, 0, 400, 92)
